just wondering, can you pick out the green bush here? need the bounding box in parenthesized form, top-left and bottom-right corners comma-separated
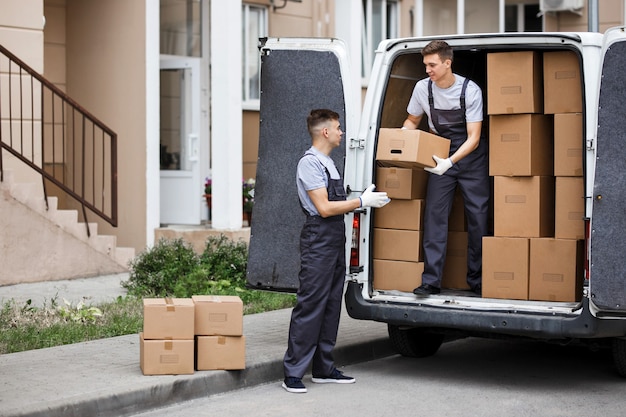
(123, 235, 277, 300)
(122, 238, 199, 297)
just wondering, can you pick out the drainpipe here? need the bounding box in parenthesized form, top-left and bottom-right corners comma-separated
(588, 0, 599, 32)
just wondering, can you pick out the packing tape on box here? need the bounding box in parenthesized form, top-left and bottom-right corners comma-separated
(218, 336, 226, 345)
(165, 297, 175, 312)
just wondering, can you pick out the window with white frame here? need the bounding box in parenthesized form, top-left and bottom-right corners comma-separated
(242, 4, 267, 109)
(362, 0, 399, 80)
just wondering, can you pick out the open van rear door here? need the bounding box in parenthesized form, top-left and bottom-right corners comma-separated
(246, 38, 354, 292)
(589, 27, 626, 314)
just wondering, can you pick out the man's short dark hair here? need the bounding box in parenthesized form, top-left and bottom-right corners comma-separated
(307, 109, 340, 135)
(421, 40, 453, 63)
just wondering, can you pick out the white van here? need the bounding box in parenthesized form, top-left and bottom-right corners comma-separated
(247, 28, 626, 376)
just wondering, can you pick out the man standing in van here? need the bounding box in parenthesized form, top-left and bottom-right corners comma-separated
(402, 40, 489, 296)
(282, 109, 389, 393)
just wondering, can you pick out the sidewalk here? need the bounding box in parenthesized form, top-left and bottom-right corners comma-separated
(0, 276, 394, 417)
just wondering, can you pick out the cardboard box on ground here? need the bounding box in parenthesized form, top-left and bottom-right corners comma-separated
(372, 49, 584, 301)
(140, 296, 245, 375)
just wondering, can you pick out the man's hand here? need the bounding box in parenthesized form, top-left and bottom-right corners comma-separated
(424, 155, 453, 176)
(359, 184, 390, 208)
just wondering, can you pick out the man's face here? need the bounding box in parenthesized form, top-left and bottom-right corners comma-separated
(325, 119, 343, 148)
(423, 53, 451, 82)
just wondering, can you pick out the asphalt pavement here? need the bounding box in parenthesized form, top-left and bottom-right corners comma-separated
(0, 274, 394, 417)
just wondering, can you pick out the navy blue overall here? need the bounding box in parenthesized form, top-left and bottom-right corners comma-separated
(421, 79, 489, 290)
(284, 163, 347, 379)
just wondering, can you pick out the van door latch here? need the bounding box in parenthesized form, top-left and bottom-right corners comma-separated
(349, 137, 365, 149)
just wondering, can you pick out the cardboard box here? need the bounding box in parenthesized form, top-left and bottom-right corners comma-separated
(376, 166, 429, 199)
(373, 259, 423, 292)
(373, 228, 422, 262)
(139, 333, 194, 375)
(529, 238, 584, 302)
(192, 295, 243, 336)
(376, 128, 450, 169)
(555, 177, 584, 240)
(374, 199, 425, 230)
(143, 298, 195, 340)
(543, 51, 582, 114)
(449, 188, 467, 232)
(494, 176, 555, 238)
(196, 335, 246, 371)
(441, 232, 470, 290)
(487, 51, 543, 115)
(489, 114, 554, 176)
(554, 113, 583, 176)
(482, 237, 530, 300)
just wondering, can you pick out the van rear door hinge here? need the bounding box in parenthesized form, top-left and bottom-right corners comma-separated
(349, 137, 365, 149)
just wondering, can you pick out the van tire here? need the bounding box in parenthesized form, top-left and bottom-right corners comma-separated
(611, 338, 626, 377)
(387, 324, 444, 358)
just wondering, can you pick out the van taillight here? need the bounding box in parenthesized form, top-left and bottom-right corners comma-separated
(584, 218, 591, 281)
(350, 213, 360, 269)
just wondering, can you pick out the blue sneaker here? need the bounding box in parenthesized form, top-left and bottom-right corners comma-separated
(311, 368, 355, 384)
(282, 377, 307, 393)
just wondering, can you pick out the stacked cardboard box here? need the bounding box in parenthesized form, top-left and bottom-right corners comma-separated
(483, 50, 584, 302)
(374, 128, 468, 292)
(193, 295, 245, 371)
(140, 298, 195, 375)
(373, 166, 427, 292)
(139, 295, 245, 375)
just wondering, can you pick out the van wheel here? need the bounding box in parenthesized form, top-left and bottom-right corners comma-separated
(387, 324, 444, 358)
(611, 338, 626, 377)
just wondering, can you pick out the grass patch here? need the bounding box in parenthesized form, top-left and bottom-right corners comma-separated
(0, 235, 296, 354)
(0, 296, 143, 354)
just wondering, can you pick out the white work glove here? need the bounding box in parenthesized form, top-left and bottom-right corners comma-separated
(424, 155, 453, 176)
(359, 184, 390, 208)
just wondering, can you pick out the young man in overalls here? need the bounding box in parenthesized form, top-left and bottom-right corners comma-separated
(282, 109, 390, 393)
(402, 40, 489, 296)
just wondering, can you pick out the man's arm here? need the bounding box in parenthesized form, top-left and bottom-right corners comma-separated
(308, 185, 390, 218)
(402, 114, 422, 130)
(307, 187, 361, 218)
(448, 120, 482, 164)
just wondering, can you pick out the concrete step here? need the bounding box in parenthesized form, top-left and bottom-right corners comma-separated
(4, 170, 132, 271)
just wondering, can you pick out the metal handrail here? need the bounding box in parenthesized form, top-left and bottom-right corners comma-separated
(0, 43, 117, 230)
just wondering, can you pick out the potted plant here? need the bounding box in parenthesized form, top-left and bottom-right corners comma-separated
(204, 177, 212, 220)
(243, 178, 255, 224)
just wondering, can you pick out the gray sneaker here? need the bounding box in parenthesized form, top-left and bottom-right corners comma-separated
(311, 368, 355, 384)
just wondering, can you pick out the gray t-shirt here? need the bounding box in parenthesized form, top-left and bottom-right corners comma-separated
(406, 74, 483, 135)
(296, 146, 340, 216)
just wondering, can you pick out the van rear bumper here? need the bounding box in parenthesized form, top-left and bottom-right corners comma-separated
(344, 281, 626, 340)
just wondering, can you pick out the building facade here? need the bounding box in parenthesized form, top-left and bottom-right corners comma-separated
(0, 0, 623, 283)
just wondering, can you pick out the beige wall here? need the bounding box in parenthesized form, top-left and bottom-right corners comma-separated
(241, 0, 335, 183)
(544, 1, 623, 32)
(0, 0, 45, 185)
(64, 0, 147, 252)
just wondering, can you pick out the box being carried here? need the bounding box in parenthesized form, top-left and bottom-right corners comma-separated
(376, 128, 450, 169)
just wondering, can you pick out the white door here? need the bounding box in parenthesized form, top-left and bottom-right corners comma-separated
(159, 57, 201, 225)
